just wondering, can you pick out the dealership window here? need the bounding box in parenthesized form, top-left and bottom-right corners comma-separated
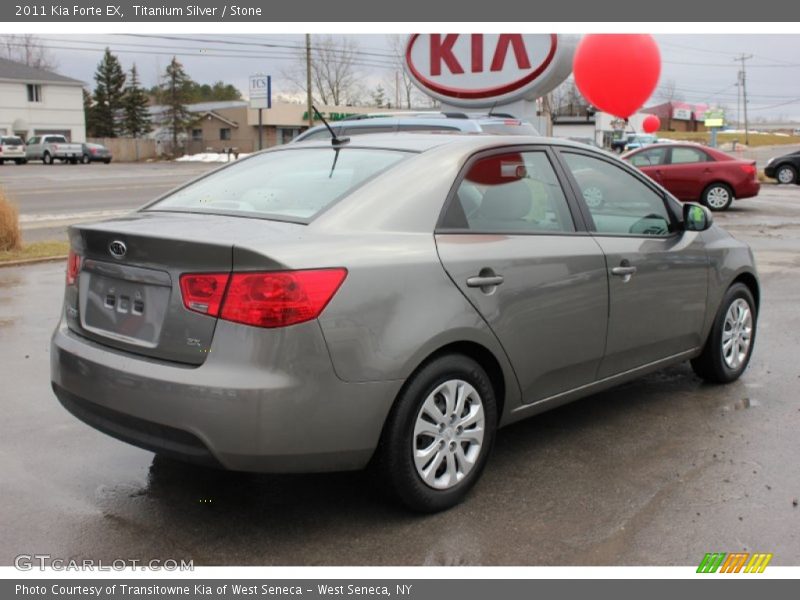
(279, 128, 300, 144)
(191, 129, 203, 141)
(220, 128, 231, 141)
(26, 84, 42, 102)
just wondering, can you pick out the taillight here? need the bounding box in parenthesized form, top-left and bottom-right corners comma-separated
(90, 148, 97, 154)
(179, 273, 230, 317)
(221, 268, 347, 328)
(66, 250, 81, 286)
(180, 268, 347, 328)
(740, 163, 757, 178)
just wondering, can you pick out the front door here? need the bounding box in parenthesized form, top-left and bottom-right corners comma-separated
(558, 150, 709, 378)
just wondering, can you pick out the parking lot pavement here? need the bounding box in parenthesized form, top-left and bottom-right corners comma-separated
(1, 186, 799, 566)
(0, 161, 219, 243)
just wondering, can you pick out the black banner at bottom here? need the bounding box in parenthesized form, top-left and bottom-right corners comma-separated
(4, 579, 798, 600)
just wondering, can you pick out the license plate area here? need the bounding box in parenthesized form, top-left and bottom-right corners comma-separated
(79, 263, 171, 348)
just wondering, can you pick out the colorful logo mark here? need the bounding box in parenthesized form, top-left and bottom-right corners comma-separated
(697, 552, 773, 573)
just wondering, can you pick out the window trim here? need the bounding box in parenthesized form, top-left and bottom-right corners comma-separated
(554, 146, 682, 239)
(435, 145, 591, 236)
(26, 83, 42, 103)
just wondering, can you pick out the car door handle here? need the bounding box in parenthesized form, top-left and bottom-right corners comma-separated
(610, 265, 637, 282)
(466, 275, 504, 288)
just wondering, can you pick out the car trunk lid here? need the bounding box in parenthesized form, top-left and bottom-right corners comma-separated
(67, 211, 305, 365)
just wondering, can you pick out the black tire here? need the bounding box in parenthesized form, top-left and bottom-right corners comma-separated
(43, 152, 53, 165)
(81, 154, 90, 164)
(691, 283, 757, 384)
(373, 354, 497, 512)
(701, 182, 734, 211)
(103, 158, 111, 164)
(776, 164, 797, 185)
(0, 159, 4, 165)
(15, 159, 25, 165)
(69, 158, 78, 164)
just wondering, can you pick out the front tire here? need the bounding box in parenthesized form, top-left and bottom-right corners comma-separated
(81, 154, 90, 164)
(702, 182, 734, 211)
(776, 164, 797, 185)
(691, 283, 757, 383)
(374, 354, 497, 512)
(43, 152, 53, 165)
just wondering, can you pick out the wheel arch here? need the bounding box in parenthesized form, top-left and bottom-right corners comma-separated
(732, 270, 760, 314)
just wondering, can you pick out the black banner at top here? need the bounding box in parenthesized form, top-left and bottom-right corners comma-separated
(1, 0, 799, 22)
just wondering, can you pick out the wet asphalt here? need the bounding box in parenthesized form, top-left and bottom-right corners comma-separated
(1, 185, 799, 566)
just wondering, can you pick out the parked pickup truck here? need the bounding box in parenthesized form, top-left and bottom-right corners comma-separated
(25, 135, 84, 165)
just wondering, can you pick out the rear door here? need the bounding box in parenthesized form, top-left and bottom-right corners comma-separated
(659, 146, 714, 200)
(435, 147, 608, 404)
(627, 146, 669, 186)
(557, 149, 709, 378)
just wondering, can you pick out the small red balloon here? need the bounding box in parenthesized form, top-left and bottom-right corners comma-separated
(642, 114, 661, 133)
(573, 34, 662, 119)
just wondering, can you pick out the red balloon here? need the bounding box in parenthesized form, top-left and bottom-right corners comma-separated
(573, 34, 661, 119)
(642, 114, 661, 133)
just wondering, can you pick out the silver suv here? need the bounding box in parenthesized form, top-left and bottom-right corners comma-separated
(293, 112, 539, 142)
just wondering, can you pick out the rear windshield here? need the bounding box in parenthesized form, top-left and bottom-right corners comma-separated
(147, 147, 410, 222)
(2, 137, 23, 145)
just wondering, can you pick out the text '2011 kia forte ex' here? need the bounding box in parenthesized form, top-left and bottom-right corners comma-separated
(51, 134, 760, 512)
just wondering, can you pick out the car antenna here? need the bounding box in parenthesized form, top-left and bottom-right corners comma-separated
(312, 105, 350, 147)
(487, 100, 499, 117)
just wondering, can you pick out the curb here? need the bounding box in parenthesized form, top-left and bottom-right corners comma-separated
(0, 255, 68, 268)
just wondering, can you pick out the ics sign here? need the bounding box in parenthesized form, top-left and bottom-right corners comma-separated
(249, 74, 272, 109)
(405, 34, 575, 107)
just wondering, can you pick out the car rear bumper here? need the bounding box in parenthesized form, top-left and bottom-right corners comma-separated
(1, 151, 25, 159)
(736, 179, 760, 199)
(51, 317, 402, 472)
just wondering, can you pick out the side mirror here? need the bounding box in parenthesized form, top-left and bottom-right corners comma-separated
(684, 202, 713, 232)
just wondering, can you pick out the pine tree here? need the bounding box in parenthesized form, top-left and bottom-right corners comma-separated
(159, 56, 194, 154)
(121, 65, 152, 138)
(82, 88, 95, 138)
(92, 48, 126, 138)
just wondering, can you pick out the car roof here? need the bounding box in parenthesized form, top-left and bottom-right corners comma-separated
(297, 114, 535, 137)
(283, 132, 599, 154)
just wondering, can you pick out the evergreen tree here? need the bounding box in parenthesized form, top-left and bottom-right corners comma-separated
(82, 88, 95, 138)
(92, 48, 126, 137)
(121, 64, 152, 138)
(371, 85, 386, 108)
(160, 56, 194, 154)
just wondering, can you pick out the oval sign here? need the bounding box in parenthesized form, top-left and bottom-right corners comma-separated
(405, 34, 574, 107)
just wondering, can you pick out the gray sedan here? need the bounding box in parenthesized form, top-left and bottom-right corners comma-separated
(51, 134, 759, 512)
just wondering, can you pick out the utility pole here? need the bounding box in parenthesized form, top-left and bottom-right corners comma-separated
(306, 34, 313, 127)
(735, 54, 752, 145)
(396, 71, 401, 109)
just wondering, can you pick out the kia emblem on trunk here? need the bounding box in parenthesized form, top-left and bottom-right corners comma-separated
(109, 240, 127, 259)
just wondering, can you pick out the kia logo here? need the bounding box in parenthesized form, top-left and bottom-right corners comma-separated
(404, 33, 575, 107)
(108, 240, 127, 259)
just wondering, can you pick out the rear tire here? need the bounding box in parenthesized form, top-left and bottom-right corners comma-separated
(0, 159, 4, 165)
(373, 354, 497, 513)
(702, 182, 733, 211)
(691, 283, 757, 383)
(103, 158, 111, 164)
(776, 164, 797, 185)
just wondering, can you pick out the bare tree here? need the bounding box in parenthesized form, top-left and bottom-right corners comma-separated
(0, 34, 57, 70)
(285, 35, 363, 106)
(656, 79, 685, 104)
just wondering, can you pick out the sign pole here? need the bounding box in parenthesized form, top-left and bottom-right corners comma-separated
(258, 108, 263, 150)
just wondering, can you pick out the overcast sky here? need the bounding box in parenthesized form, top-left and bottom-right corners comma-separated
(29, 33, 800, 122)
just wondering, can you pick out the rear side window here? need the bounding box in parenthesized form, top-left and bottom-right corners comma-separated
(442, 151, 575, 233)
(670, 147, 710, 164)
(148, 148, 410, 222)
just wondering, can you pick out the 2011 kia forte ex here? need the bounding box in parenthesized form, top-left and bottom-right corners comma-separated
(51, 134, 760, 512)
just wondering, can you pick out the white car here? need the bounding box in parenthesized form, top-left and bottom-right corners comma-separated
(0, 135, 27, 165)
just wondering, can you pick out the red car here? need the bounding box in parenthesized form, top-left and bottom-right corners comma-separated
(623, 143, 759, 211)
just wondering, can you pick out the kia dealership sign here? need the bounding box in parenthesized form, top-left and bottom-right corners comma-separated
(405, 34, 576, 107)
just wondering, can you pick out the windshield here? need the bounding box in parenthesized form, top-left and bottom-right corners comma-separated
(147, 147, 410, 222)
(2, 137, 23, 145)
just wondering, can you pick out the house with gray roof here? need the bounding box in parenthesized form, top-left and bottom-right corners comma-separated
(0, 57, 86, 143)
